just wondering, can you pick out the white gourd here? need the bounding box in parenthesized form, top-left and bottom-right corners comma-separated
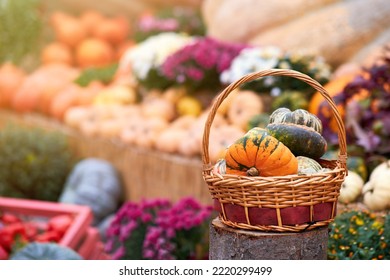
(363, 161, 390, 211)
(338, 170, 364, 204)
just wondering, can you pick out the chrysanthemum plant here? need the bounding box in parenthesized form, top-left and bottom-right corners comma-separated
(105, 197, 214, 260)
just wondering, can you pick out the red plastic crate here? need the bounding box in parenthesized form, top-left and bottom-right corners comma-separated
(76, 227, 111, 260)
(0, 197, 93, 252)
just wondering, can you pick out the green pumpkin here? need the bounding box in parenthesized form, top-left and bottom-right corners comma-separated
(266, 123, 327, 159)
(269, 107, 323, 134)
(59, 158, 123, 226)
(11, 243, 83, 260)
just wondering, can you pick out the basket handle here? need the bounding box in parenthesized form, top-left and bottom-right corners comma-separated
(201, 68, 347, 169)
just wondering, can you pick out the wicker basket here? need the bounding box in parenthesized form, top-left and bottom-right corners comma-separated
(202, 69, 347, 232)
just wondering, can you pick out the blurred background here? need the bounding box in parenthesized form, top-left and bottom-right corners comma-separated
(1, 0, 390, 261)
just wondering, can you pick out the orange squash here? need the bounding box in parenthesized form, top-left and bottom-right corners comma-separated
(309, 73, 356, 115)
(50, 12, 87, 48)
(224, 127, 298, 177)
(75, 38, 114, 68)
(0, 63, 26, 108)
(79, 10, 105, 36)
(41, 42, 73, 66)
(49, 84, 81, 120)
(12, 64, 79, 114)
(309, 71, 370, 132)
(92, 16, 130, 45)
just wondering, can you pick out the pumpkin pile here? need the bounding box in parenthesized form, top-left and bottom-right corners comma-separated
(216, 107, 330, 178)
(43, 10, 133, 68)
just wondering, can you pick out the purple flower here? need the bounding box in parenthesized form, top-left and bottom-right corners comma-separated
(160, 36, 247, 91)
(138, 15, 179, 32)
(104, 197, 213, 260)
(112, 246, 125, 260)
(141, 213, 153, 223)
(119, 220, 137, 241)
(186, 67, 204, 81)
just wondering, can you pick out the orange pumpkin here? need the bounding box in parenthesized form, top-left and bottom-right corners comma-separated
(12, 64, 79, 114)
(208, 124, 245, 163)
(227, 90, 264, 130)
(224, 127, 298, 177)
(0, 63, 26, 108)
(79, 10, 105, 36)
(50, 12, 87, 48)
(309, 74, 356, 115)
(309, 72, 370, 132)
(75, 38, 114, 68)
(49, 84, 81, 120)
(92, 16, 130, 45)
(40, 42, 73, 66)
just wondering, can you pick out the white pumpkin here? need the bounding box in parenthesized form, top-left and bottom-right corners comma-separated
(362, 160, 390, 211)
(338, 170, 364, 204)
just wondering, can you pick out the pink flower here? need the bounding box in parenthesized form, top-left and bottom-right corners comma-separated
(160, 36, 246, 91)
(186, 67, 204, 81)
(112, 246, 125, 260)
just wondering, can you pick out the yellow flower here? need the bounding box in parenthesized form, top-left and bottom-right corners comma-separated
(372, 220, 383, 229)
(355, 217, 364, 226)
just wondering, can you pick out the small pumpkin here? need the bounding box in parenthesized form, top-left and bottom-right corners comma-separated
(224, 127, 298, 177)
(339, 170, 364, 204)
(269, 107, 323, 133)
(227, 90, 264, 130)
(177, 112, 227, 157)
(362, 160, 390, 211)
(297, 156, 323, 175)
(0, 63, 26, 108)
(155, 127, 188, 154)
(141, 96, 176, 122)
(208, 124, 245, 163)
(11, 243, 83, 260)
(133, 117, 169, 149)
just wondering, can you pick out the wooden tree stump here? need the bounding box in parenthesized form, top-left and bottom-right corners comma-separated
(209, 217, 329, 260)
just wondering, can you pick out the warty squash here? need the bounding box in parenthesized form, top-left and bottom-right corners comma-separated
(269, 107, 323, 133)
(266, 107, 327, 159)
(224, 127, 298, 177)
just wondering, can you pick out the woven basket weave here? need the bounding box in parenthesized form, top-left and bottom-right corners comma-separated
(202, 69, 347, 232)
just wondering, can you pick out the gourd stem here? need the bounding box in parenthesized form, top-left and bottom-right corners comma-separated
(247, 167, 259, 176)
